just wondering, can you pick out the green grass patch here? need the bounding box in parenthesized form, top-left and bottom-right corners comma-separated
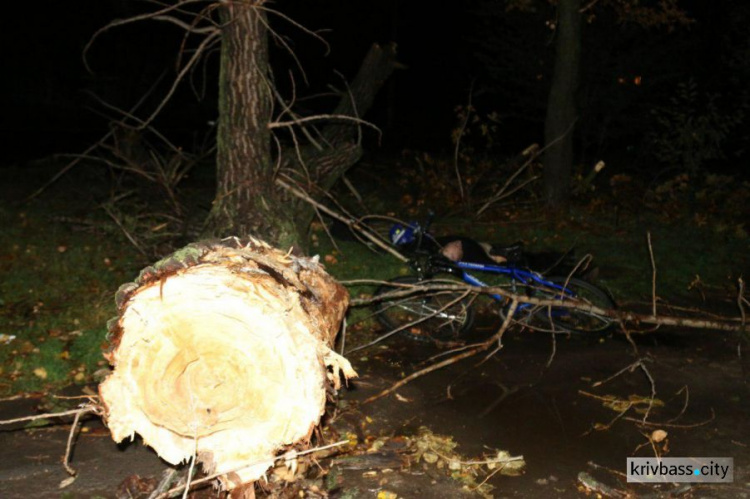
(0, 178, 143, 394)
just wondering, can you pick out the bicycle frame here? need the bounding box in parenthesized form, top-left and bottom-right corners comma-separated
(415, 256, 574, 315)
(396, 216, 576, 315)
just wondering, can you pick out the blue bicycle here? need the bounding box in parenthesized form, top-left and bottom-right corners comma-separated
(373, 218, 616, 341)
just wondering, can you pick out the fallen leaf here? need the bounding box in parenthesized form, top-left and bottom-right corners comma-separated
(395, 393, 411, 403)
(651, 429, 668, 442)
(33, 367, 48, 379)
(377, 490, 397, 499)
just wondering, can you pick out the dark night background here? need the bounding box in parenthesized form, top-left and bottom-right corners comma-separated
(2, 3, 750, 497)
(3, 0, 748, 174)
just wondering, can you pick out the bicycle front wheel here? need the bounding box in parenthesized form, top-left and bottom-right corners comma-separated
(538, 277, 615, 334)
(499, 277, 615, 334)
(374, 275, 476, 342)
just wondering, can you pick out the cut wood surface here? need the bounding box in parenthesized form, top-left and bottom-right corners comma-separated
(99, 237, 355, 489)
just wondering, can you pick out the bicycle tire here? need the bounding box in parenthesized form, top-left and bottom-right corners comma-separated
(537, 277, 615, 333)
(374, 275, 476, 342)
(499, 277, 615, 334)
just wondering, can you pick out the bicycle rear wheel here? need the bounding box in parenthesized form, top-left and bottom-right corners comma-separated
(374, 275, 475, 342)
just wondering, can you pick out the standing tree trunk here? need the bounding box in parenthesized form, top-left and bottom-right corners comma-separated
(204, 1, 398, 249)
(543, 0, 582, 213)
(205, 2, 300, 248)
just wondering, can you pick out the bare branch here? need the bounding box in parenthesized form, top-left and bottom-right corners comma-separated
(153, 14, 220, 34)
(453, 84, 474, 201)
(268, 114, 382, 138)
(363, 299, 519, 403)
(476, 143, 541, 215)
(647, 232, 658, 316)
(276, 177, 407, 262)
(257, 5, 331, 56)
(346, 290, 474, 353)
(82, 0, 208, 73)
(138, 30, 221, 129)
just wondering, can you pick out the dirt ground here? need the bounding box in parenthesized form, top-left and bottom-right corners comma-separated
(1, 318, 749, 498)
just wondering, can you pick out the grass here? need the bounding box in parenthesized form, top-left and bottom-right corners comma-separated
(429, 204, 748, 306)
(0, 169, 144, 394)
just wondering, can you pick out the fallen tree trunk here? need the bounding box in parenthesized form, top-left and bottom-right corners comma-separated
(99, 237, 356, 490)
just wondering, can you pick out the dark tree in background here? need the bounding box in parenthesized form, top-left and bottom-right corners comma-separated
(543, 0, 581, 212)
(470, 0, 693, 213)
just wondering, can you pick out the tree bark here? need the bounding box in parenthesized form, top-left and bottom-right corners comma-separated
(543, 0, 582, 212)
(99, 238, 355, 490)
(205, 2, 300, 248)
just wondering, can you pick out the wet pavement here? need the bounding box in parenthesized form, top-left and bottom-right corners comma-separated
(2, 322, 750, 498)
(344, 324, 750, 498)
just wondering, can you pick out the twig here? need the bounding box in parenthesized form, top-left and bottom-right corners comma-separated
(276, 177, 408, 262)
(256, 5, 331, 56)
(478, 383, 522, 418)
(152, 14, 219, 35)
(63, 409, 84, 476)
(471, 466, 503, 492)
(139, 30, 221, 129)
(363, 299, 518, 403)
(591, 359, 648, 388)
(647, 232, 657, 316)
(453, 85, 474, 201)
(347, 289, 473, 353)
(102, 204, 149, 257)
(339, 317, 347, 356)
(0, 406, 96, 426)
(639, 358, 658, 424)
(27, 70, 167, 200)
(341, 174, 365, 207)
(476, 149, 538, 216)
(738, 277, 747, 329)
(667, 386, 689, 423)
(147, 469, 179, 499)
(363, 345, 483, 404)
(156, 440, 349, 499)
(623, 409, 715, 429)
(182, 435, 198, 499)
(82, 0, 208, 72)
(545, 328, 558, 368)
(476, 126, 573, 216)
(313, 206, 340, 253)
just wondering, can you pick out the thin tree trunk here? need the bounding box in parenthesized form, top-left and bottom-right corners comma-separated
(543, 0, 582, 213)
(205, 1, 299, 248)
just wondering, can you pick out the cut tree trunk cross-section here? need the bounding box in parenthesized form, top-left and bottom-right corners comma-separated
(99, 238, 355, 490)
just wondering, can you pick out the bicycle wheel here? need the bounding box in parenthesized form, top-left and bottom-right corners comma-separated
(499, 277, 614, 334)
(374, 275, 476, 342)
(537, 277, 615, 333)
